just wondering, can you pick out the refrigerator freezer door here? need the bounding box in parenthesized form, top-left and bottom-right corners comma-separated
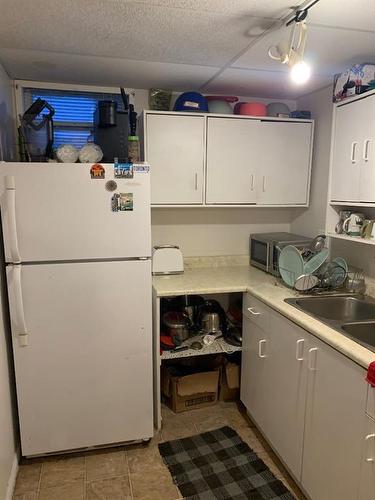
(0, 163, 151, 262)
(7, 259, 153, 456)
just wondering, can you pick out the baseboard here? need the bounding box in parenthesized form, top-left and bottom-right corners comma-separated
(5, 454, 18, 500)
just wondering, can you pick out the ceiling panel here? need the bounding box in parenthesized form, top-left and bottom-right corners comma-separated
(0, 48, 220, 90)
(233, 23, 375, 77)
(0, 0, 280, 67)
(129, 0, 296, 18)
(203, 67, 332, 99)
(308, 0, 375, 31)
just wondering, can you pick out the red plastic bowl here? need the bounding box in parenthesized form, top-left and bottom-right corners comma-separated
(238, 102, 267, 116)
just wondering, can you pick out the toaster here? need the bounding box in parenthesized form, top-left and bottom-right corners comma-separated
(152, 245, 184, 275)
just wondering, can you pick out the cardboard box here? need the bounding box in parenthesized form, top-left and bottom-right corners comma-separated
(162, 365, 220, 413)
(219, 362, 240, 401)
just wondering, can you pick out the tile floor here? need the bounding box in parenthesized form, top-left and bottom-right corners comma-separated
(13, 401, 306, 500)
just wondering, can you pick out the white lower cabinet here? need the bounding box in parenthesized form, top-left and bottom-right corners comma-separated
(241, 297, 308, 480)
(302, 334, 366, 500)
(358, 415, 375, 500)
(241, 293, 369, 499)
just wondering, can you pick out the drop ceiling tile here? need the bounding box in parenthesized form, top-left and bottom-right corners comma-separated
(308, 0, 375, 31)
(0, 0, 282, 67)
(203, 67, 332, 99)
(0, 48, 220, 90)
(132, 0, 296, 18)
(232, 23, 375, 77)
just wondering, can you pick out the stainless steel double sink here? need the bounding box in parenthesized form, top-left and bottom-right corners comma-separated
(285, 295, 375, 352)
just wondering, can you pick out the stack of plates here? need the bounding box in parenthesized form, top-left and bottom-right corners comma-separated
(279, 245, 329, 288)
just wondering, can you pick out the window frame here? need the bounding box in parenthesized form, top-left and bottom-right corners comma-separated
(14, 80, 136, 149)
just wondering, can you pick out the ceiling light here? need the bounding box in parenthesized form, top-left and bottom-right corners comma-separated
(290, 60, 311, 84)
(268, 16, 311, 84)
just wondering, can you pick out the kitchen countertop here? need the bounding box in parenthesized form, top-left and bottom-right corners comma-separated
(153, 265, 375, 370)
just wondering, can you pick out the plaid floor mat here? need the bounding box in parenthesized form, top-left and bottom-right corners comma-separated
(158, 426, 295, 500)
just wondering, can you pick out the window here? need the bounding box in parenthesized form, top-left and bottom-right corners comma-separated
(23, 88, 126, 149)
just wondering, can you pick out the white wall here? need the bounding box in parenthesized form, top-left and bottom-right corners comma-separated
(152, 208, 292, 256)
(0, 61, 18, 500)
(291, 86, 333, 237)
(0, 62, 15, 161)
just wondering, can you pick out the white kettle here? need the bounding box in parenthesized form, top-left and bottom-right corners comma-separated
(343, 213, 365, 236)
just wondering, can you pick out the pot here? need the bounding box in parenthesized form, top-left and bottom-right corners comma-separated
(162, 311, 190, 343)
(200, 312, 221, 334)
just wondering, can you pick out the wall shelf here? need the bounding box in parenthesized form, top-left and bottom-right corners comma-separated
(328, 232, 375, 246)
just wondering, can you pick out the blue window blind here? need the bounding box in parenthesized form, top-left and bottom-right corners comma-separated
(23, 88, 125, 149)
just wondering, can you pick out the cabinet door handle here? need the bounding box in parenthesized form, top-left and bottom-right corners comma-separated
(194, 173, 198, 190)
(351, 141, 358, 163)
(258, 339, 266, 358)
(250, 174, 255, 191)
(365, 434, 375, 463)
(308, 347, 318, 370)
(247, 307, 260, 316)
(296, 339, 305, 361)
(364, 139, 370, 162)
(262, 175, 266, 192)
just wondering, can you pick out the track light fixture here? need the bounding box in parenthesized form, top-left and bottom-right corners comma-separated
(268, 16, 311, 84)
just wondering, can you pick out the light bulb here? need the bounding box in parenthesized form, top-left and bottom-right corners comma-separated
(290, 60, 311, 84)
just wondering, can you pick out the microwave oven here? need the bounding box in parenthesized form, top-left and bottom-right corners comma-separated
(249, 232, 312, 275)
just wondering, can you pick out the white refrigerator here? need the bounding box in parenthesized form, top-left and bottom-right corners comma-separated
(0, 162, 153, 456)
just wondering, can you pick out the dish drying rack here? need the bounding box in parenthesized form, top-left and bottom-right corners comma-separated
(275, 263, 365, 295)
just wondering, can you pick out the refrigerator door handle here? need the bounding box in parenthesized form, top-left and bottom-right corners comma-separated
(9, 265, 28, 346)
(4, 176, 21, 263)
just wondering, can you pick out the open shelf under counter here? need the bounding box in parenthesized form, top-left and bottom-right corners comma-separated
(327, 232, 375, 246)
(161, 337, 242, 361)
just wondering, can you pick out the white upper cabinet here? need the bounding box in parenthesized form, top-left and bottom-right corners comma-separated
(331, 93, 375, 204)
(142, 111, 313, 206)
(258, 121, 312, 205)
(144, 113, 205, 205)
(206, 117, 260, 204)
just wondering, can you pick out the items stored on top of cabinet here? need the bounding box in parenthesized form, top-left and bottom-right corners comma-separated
(141, 111, 314, 207)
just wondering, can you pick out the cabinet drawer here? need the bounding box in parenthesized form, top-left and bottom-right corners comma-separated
(367, 385, 375, 420)
(243, 294, 270, 331)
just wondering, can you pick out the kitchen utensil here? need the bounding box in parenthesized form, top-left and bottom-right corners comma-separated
(200, 312, 221, 334)
(345, 276, 366, 294)
(279, 245, 304, 287)
(197, 300, 227, 336)
(361, 219, 374, 239)
(333, 257, 348, 273)
(343, 213, 365, 236)
(335, 210, 352, 234)
(238, 102, 267, 116)
(191, 341, 203, 350)
(304, 248, 329, 275)
(202, 334, 217, 346)
(321, 262, 347, 288)
(162, 311, 190, 343)
(174, 345, 189, 353)
(266, 102, 291, 117)
(302, 234, 326, 258)
(225, 326, 242, 347)
(294, 274, 319, 291)
(152, 245, 184, 275)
